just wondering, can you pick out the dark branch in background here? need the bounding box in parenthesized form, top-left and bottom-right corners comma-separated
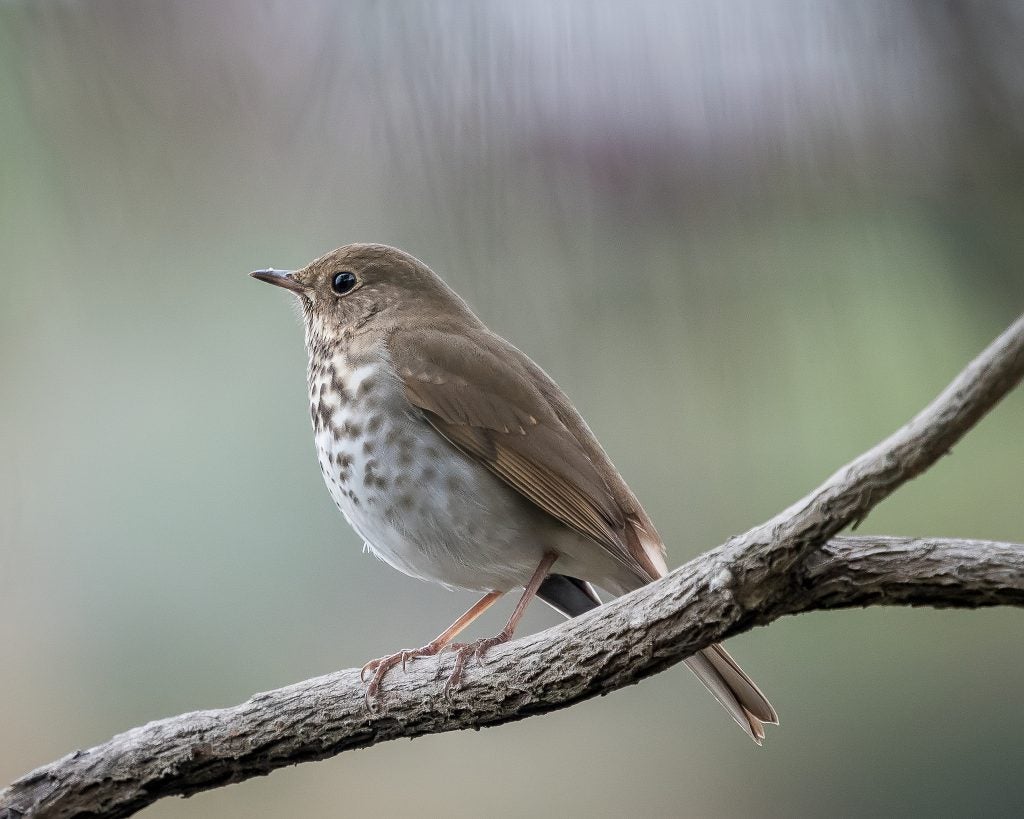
(3, 314, 1023, 819)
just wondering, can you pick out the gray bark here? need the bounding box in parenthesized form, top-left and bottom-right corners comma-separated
(2, 313, 1023, 819)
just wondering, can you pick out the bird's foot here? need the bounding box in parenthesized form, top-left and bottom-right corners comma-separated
(360, 642, 446, 709)
(439, 630, 512, 698)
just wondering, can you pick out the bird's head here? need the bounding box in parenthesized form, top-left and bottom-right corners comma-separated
(251, 243, 476, 350)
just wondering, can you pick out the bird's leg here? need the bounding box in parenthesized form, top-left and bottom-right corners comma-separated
(443, 552, 558, 696)
(361, 590, 503, 708)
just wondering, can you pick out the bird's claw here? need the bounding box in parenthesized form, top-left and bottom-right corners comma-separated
(362, 631, 513, 707)
(439, 632, 511, 699)
(360, 644, 443, 710)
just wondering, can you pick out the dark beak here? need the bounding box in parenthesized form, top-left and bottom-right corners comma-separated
(250, 268, 305, 294)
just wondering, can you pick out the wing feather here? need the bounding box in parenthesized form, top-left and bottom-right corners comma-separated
(389, 328, 666, 582)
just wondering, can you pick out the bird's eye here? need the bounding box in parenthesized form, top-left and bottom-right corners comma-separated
(331, 271, 357, 295)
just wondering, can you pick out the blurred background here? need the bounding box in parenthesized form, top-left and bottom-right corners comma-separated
(2, 1, 1023, 816)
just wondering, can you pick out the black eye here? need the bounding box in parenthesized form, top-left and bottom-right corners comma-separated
(331, 271, 357, 295)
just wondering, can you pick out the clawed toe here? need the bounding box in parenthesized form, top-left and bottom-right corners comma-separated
(360, 657, 383, 683)
(440, 632, 511, 698)
(361, 644, 445, 709)
(362, 655, 400, 710)
(362, 628, 514, 706)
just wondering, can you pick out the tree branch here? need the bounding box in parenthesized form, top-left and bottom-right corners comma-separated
(3, 314, 1023, 819)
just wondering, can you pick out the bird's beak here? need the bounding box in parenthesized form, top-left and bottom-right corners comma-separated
(250, 268, 305, 294)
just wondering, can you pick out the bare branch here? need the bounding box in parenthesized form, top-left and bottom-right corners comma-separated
(3, 314, 1022, 819)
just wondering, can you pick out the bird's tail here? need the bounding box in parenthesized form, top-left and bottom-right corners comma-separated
(684, 643, 778, 745)
(537, 573, 778, 744)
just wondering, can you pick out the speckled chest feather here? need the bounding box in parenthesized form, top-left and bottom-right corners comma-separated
(306, 344, 557, 592)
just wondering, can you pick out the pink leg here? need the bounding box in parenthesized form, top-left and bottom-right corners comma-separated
(443, 552, 558, 695)
(361, 590, 503, 708)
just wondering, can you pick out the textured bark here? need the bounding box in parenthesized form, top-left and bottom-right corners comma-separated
(2, 314, 1023, 819)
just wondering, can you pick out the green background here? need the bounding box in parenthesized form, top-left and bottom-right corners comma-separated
(2, 3, 1023, 817)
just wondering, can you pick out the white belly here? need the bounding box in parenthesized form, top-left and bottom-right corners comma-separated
(309, 350, 554, 592)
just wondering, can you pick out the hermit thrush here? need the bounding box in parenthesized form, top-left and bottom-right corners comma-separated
(251, 244, 778, 743)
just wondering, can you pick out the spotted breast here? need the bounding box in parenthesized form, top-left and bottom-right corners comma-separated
(307, 343, 558, 592)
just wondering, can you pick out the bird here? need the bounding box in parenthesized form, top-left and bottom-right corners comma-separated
(251, 243, 778, 743)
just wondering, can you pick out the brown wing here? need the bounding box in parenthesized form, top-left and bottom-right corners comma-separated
(388, 326, 667, 583)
